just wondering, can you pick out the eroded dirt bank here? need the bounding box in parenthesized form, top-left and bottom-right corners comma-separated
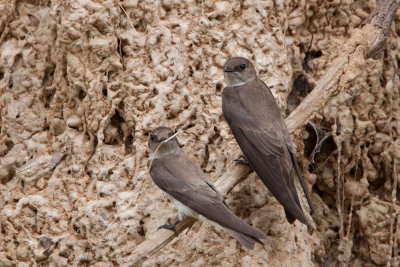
(0, 0, 399, 266)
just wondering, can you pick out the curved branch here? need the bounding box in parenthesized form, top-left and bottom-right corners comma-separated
(124, 1, 399, 266)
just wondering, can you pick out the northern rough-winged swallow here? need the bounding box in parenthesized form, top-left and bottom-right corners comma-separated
(148, 126, 265, 249)
(222, 57, 314, 224)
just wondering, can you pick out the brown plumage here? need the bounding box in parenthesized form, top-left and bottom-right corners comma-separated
(148, 127, 265, 249)
(222, 57, 314, 225)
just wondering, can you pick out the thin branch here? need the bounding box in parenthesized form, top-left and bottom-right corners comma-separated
(333, 127, 346, 266)
(126, 217, 196, 265)
(213, 163, 252, 196)
(124, 1, 399, 266)
(363, 0, 399, 36)
(286, 0, 399, 131)
(362, 0, 400, 58)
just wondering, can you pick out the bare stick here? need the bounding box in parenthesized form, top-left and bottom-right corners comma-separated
(363, 0, 399, 36)
(214, 163, 252, 195)
(127, 217, 196, 266)
(333, 129, 346, 266)
(124, 1, 399, 266)
(286, 0, 399, 132)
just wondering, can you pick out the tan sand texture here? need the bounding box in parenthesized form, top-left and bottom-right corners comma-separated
(0, 0, 399, 266)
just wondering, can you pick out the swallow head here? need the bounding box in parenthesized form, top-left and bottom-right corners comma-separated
(148, 127, 178, 152)
(223, 57, 257, 87)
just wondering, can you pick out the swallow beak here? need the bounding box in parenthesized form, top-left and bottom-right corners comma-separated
(224, 68, 234, 73)
(159, 137, 167, 142)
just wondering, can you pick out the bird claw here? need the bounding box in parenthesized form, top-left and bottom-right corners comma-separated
(234, 155, 249, 165)
(157, 220, 180, 236)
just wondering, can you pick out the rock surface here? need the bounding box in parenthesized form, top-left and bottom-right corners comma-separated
(0, 0, 399, 266)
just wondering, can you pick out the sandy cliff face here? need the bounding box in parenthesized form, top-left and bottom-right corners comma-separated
(0, 0, 399, 266)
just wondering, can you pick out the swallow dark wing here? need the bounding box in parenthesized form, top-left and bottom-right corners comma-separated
(289, 146, 315, 214)
(222, 79, 308, 224)
(149, 150, 265, 244)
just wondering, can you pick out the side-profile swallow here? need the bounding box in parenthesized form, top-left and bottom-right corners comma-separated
(222, 57, 314, 224)
(147, 126, 265, 249)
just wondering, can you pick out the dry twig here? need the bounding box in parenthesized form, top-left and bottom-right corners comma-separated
(124, 1, 399, 266)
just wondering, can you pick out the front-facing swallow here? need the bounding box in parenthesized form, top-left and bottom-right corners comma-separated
(222, 57, 314, 224)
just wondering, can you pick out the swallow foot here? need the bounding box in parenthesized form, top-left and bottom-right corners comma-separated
(157, 220, 180, 236)
(234, 155, 249, 165)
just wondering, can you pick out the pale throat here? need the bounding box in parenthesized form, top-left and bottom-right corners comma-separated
(151, 141, 178, 159)
(224, 73, 254, 87)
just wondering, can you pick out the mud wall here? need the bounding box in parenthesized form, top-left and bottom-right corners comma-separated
(0, 0, 399, 266)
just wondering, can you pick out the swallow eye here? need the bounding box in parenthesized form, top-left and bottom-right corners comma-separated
(240, 64, 246, 70)
(150, 135, 156, 141)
